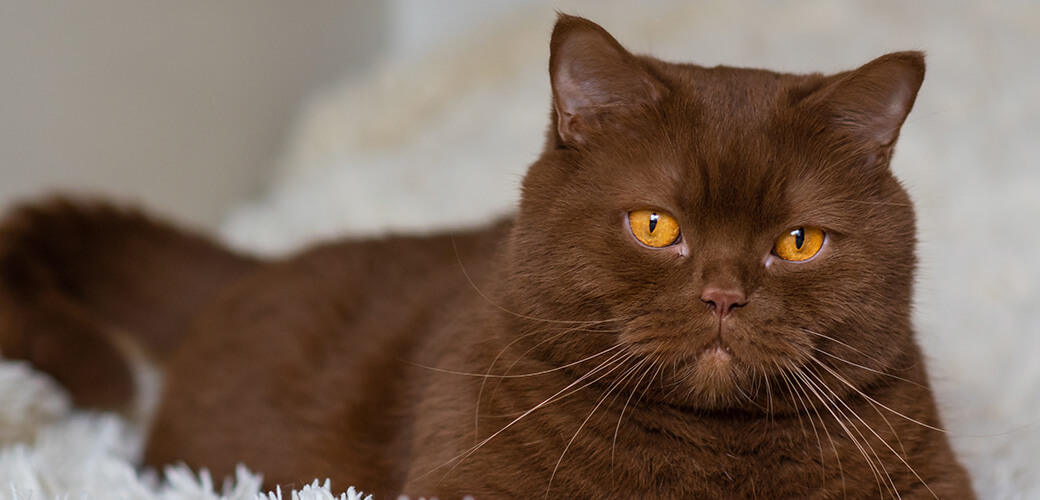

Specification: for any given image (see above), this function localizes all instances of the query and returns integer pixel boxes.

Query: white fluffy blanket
[0,361,370,500]
[3,1,1038,498]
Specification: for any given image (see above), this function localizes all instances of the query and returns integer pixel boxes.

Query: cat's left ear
[807,51,925,164]
[549,14,667,147]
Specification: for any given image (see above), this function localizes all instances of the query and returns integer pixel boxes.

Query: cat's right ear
[549,14,666,147]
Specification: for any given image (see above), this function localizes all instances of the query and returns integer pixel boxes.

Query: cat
[0,14,975,499]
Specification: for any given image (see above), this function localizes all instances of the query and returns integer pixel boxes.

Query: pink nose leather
[700,287,748,319]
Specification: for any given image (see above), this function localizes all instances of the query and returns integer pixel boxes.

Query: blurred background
[1,0,1038,497]
[0,0,532,228]
[0,2,381,227]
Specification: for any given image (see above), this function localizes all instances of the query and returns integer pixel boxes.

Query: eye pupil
[629,210,680,248]
[774,226,824,262]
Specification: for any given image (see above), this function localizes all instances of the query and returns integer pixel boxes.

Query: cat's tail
[0,197,260,412]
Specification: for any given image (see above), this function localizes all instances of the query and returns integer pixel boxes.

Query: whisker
[793,367,894,498]
[476,327,563,440]
[763,364,774,418]
[811,347,926,389]
[807,356,909,458]
[452,238,631,444]
[547,354,647,498]
[831,199,914,208]
[774,360,832,488]
[612,358,657,475]
[774,361,810,444]
[496,323,625,381]
[482,321,627,424]
[802,363,940,499]
[808,360,941,499]
[402,342,625,379]
[819,358,1040,438]
[420,348,634,483]
[477,322,626,443]
[639,357,667,408]
[808,356,949,435]
[800,328,896,370]
[452,237,625,326]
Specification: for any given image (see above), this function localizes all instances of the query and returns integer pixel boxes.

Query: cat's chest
[535,407,832,498]
[421,384,857,499]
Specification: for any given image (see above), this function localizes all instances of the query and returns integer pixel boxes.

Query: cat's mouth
[700,342,733,366]
[619,317,803,409]
[643,338,749,409]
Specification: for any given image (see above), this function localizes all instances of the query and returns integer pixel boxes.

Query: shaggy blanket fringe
[0,361,370,500]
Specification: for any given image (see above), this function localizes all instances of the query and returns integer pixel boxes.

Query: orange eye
[629,210,680,248]
[774,226,825,262]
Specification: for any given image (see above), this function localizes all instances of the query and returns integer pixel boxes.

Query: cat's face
[506,16,924,411]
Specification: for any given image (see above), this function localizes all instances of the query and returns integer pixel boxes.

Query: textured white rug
[3,0,1038,498]
[0,360,370,500]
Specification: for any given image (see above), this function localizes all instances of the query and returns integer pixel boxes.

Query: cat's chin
[662,342,759,410]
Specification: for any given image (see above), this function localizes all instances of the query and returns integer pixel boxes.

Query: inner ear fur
[804,51,926,162]
[549,14,667,147]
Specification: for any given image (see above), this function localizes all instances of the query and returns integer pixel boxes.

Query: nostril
[700,287,748,319]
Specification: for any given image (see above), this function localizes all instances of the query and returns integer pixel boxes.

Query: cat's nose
[700,287,748,319]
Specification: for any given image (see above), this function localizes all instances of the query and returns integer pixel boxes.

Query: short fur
[0,15,974,499]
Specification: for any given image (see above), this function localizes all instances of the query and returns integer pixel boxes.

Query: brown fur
[0,15,974,499]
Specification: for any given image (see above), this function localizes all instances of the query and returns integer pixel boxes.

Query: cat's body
[0,15,973,499]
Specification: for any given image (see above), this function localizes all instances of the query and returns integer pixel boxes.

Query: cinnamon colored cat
[0,15,975,499]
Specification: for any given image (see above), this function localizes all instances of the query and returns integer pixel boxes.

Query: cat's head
[505,15,925,411]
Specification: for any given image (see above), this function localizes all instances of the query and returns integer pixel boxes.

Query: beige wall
[0,1,388,229]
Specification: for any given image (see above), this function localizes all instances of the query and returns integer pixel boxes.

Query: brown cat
[0,14,975,499]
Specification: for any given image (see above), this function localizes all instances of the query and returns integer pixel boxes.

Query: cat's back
[147,220,509,496]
